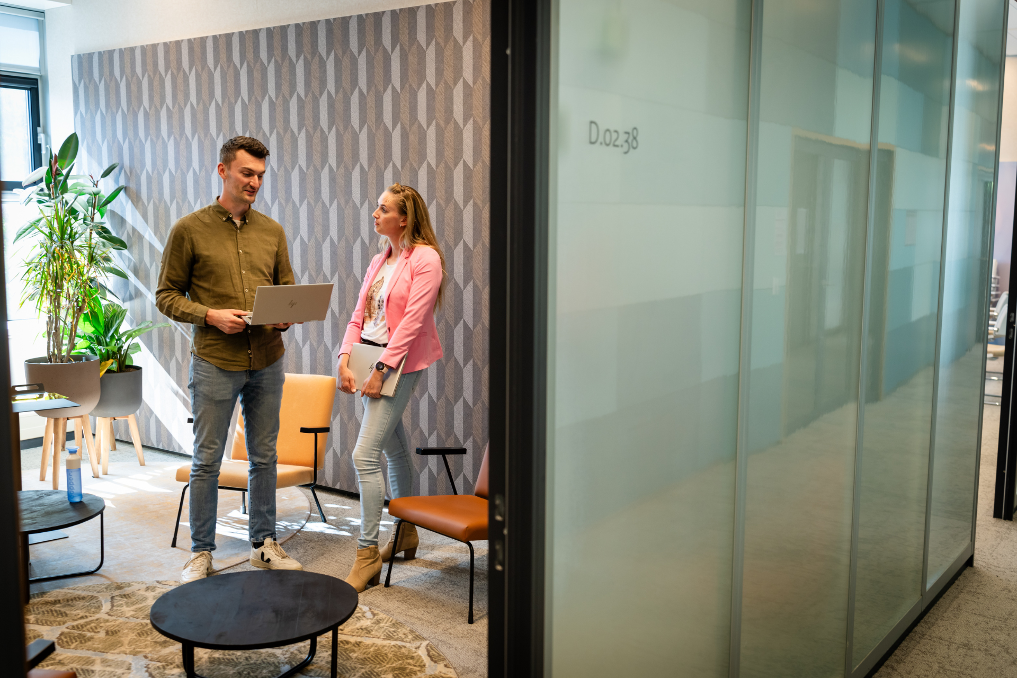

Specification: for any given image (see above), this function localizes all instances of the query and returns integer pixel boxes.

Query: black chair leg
[310,486,326,522]
[467,541,475,624]
[241,491,247,515]
[384,521,404,587]
[171,484,189,548]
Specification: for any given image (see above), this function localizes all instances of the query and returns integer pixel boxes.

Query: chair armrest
[27,639,55,668]
[416,447,466,455]
[416,448,466,494]
[299,427,330,482]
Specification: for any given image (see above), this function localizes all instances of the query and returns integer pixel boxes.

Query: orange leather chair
[170,373,336,546]
[384,445,488,623]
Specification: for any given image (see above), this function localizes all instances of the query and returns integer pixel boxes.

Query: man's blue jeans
[188,354,284,552]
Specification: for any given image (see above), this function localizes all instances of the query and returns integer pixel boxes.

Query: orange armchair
[384,445,489,623]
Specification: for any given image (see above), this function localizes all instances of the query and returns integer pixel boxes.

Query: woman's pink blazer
[339,245,443,373]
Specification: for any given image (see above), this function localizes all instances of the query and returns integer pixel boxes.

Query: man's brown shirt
[156,200,295,371]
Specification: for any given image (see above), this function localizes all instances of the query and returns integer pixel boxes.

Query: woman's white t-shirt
[360,260,396,344]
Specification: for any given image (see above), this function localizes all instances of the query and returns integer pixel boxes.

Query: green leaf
[98,233,128,250]
[105,305,127,331]
[86,308,103,331]
[56,134,79,169]
[98,185,125,209]
[57,162,75,193]
[14,221,39,243]
[102,265,128,279]
[22,166,46,186]
[100,162,119,179]
[19,184,44,204]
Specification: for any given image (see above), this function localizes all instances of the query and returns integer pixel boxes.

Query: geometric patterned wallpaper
[70,0,490,496]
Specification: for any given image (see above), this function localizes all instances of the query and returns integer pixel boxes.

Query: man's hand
[205,309,250,334]
[268,322,303,330]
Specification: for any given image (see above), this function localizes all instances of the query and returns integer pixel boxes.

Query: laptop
[242,283,334,325]
[347,343,406,396]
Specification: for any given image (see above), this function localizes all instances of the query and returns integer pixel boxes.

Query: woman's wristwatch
[375,361,388,374]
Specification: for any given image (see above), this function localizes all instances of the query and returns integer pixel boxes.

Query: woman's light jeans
[352,369,422,549]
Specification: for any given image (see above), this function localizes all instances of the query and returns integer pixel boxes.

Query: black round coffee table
[19,490,105,584]
[150,570,358,678]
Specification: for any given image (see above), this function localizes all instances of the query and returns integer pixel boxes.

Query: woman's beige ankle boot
[345,546,382,592]
[380,522,419,562]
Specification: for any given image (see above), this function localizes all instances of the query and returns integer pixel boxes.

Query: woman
[337,183,446,591]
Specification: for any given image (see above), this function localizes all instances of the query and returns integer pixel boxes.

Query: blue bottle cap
[67,446,79,455]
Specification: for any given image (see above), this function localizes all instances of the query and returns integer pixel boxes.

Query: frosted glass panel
[547,0,750,675]
[927,0,1004,587]
[740,1,876,676]
[542,0,1006,673]
[851,0,954,668]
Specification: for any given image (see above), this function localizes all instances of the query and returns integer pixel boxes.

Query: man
[156,136,302,582]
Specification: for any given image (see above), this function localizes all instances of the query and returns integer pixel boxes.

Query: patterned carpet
[17,444,486,677]
[26,581,458,678]
[874,404,1017,677]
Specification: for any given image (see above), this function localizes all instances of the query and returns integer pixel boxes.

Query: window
[1,8,46,395]
[0,75,42,190]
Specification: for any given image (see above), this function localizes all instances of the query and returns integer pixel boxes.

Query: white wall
[43,0,435,144]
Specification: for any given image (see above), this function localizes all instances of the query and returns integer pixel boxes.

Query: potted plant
[75,289,167,418]
[17,132,129,417]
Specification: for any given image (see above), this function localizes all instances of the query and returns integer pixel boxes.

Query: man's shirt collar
[211,198,248,224]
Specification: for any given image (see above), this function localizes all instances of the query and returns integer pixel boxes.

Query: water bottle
[66,447,83,503]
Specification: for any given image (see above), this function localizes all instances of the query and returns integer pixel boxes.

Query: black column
[994,172,1017,520]
[488,0,552,676]
[0,136,29,675]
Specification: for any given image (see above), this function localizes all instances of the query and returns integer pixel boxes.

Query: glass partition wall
[548,1,749,675]
[543,0,1005,677]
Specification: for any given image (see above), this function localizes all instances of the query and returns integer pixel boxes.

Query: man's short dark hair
[220,136,269,167]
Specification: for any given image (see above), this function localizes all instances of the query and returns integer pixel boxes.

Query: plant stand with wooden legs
[95,414,146,473]
[38,416,101,488]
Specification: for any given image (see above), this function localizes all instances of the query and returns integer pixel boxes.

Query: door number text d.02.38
[589,121,639,153]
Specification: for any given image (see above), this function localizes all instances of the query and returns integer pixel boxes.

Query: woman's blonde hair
[380,183,447,310]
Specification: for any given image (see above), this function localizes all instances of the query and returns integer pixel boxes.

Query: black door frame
[488,0,552,676]
[0,136,30,675]
[993,172,1017,520]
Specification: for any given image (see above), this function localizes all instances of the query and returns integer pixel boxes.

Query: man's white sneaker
[181,551,213,583]
[250,537,303,571]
